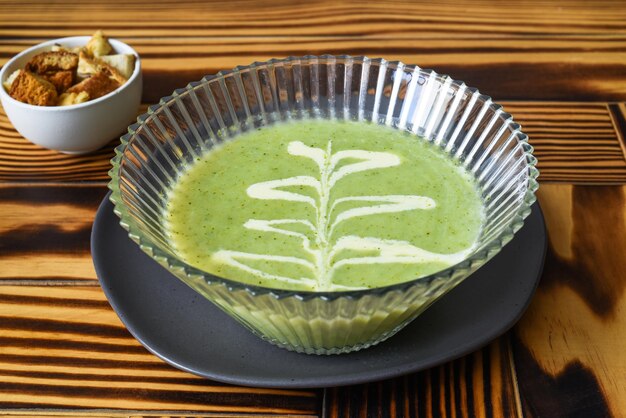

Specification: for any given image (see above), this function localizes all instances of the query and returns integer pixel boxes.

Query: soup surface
[165,120,484,291]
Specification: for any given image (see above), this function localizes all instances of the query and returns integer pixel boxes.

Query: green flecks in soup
[164,120,484,291]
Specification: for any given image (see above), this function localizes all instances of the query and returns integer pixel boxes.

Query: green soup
[164,120,484,291]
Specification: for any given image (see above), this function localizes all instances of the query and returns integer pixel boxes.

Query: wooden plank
[0,286,321,414]
[3,35,626,102]
[501,102,626,184]
[0,0,625,38]
[607,102,626,161]
[128,416,313,418]
[323,336,521,417]
[0,414,310,417]
[0,105,148,182]
[0,184,105,282]
[513,184,625,417]
[0,414,311,417]
[0,415,124,417]
[0,415,311,418]
[1,102,625,183]
[128,413,310,418]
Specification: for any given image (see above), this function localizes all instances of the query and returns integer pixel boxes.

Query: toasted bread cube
[50,44,81,54]
[66,71,120,100]
[86,30,112,57]
[42,70,74,93]
[99,54,135,79]
[78,50,127,84]
[57,93,74,106]
[9,70,58,106]
[51,44,66,52]
[26,51,78,74]
[77,48,98,76]
[57,91,90,106]
[3,69,21,92]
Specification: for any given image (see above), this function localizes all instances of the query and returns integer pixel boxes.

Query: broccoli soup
[164,120,484,292]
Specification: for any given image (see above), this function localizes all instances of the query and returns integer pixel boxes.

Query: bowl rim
[0,36,142,111]
[109,54,539,300]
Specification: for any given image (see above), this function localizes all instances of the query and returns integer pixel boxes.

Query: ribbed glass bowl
[109,55,538,355]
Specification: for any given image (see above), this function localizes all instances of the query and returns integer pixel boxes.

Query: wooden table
[1,0,625,416]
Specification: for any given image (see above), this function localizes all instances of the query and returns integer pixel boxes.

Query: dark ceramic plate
[92,195,545,388]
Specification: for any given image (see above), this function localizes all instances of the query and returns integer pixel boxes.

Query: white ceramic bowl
[0,36,142,154]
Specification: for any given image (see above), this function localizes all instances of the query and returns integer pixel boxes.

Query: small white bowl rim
[0,36,141,111]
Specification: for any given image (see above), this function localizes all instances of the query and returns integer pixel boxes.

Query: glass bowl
[108,55,538,355]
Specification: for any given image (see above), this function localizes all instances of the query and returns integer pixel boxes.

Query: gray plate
[92,195,545,388]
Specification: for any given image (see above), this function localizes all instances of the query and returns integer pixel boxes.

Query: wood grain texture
[0,105,148,182]
[0,285,321,414]
[2,35,626,103]
[127,416,314,418]
[0,414,313,417]
[1,102,625,183]
[1,1,625,417]
[2,0,626,104]
[502,102,626,183]
[324,336,521,418]
[1,0,626,38]
[0,415,311,418]
[0,185,105,282]
[513,184,626,417]
[608,102,626,159]
[0,415,123,417]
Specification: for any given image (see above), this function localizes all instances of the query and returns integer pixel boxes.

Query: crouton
[66,71,120,100]
[50,44,81,54]
[85,30,112,57]
[78,49,127,84]
[2,69,21,92]
[99,54,135,79]
[26,51,78,74]
[77,49,97,76]
[42,70,74,93]
[7,30,132,107]
[9,70,58,106]
[50,44,66,52]
[57,91,90,106]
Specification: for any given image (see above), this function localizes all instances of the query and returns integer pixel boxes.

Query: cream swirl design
[212,140,474,291]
